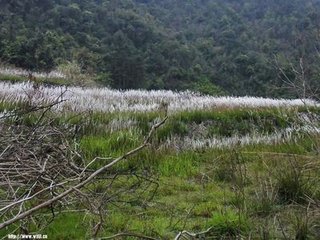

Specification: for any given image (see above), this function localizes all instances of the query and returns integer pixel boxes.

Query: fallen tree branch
[174,227,213,240]
[0,116,167,229]
[0,180,69,213]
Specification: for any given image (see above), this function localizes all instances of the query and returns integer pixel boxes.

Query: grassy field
[0,82,319,239]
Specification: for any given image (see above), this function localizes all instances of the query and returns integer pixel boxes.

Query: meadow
[0,78,319,239]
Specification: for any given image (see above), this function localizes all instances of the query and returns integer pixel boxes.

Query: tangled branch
[0,95,167,233]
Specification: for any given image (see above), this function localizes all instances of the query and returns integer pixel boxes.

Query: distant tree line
[0,0,320,97]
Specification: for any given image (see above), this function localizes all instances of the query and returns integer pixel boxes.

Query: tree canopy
[1,0,320,97]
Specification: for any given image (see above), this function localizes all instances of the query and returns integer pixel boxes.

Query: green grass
[151,108,299,140]
[1,105,320,239]
[157,152,199,177]
[0,99,32,112]
[44,213,88,240]
[0,74,26,83]
[208,210,250,237]
[73,110,320,237]
[80,129,142,158]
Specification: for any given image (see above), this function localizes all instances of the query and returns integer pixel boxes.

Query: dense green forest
[1,0,320,97]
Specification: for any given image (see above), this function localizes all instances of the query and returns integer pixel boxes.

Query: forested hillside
[1,0,320,96]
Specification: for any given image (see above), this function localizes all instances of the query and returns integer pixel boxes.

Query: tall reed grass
[0,81,318,114]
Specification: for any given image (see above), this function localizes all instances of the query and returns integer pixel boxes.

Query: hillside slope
[1,0,320,96]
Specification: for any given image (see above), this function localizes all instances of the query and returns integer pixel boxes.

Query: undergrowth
[0,104,319,239]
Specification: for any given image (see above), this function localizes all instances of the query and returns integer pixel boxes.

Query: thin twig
[0,117,167,229]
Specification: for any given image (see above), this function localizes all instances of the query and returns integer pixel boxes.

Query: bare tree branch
[0,117,167,229]
[174,227,213,240]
